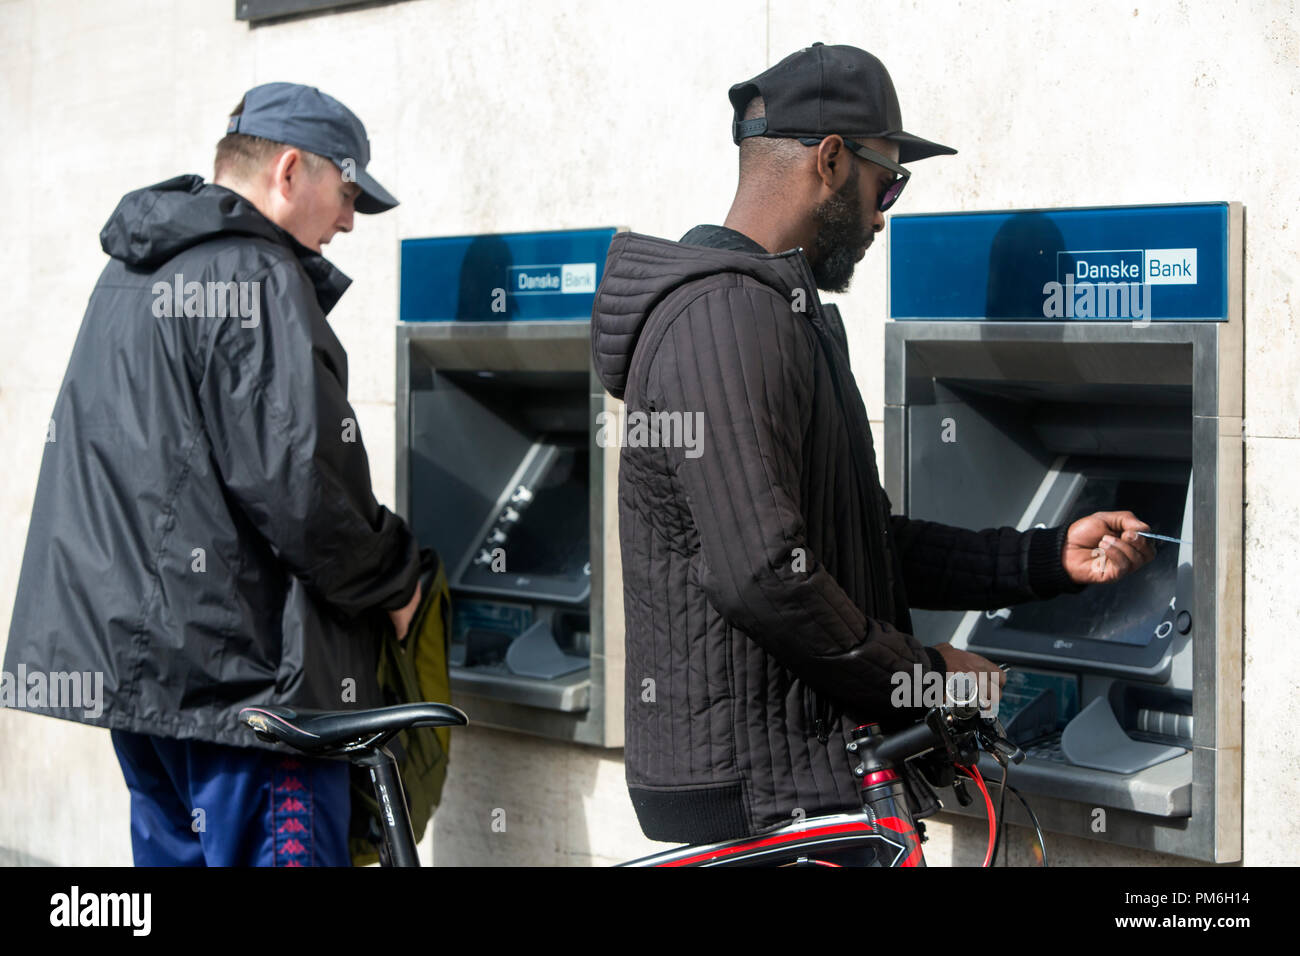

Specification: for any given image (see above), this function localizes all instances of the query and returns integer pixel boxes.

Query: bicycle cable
[957,764,997,867]
[990,760,1009,865]
[1006,784,1049,867]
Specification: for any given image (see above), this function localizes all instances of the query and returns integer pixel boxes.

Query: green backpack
[348,548,454,866]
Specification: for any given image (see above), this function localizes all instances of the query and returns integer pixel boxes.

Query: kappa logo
[274,760,313,867]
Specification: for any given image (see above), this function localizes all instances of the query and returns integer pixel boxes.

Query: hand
[387,581,422,642]
[1062,511,1157,585]
[932,642,1007,693]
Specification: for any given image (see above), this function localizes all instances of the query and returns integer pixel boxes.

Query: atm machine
[396,228,624,747]
[885,203,1243,861]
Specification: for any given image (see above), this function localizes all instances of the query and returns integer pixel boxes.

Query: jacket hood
[590,231,809,400]
[99,173,351,313]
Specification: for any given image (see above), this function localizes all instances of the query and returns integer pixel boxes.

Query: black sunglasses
[798,135,911,211]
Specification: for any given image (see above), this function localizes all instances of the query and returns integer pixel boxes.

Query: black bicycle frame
[353,746,421,867]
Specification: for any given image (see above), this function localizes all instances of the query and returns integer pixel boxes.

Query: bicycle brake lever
[974,716,1025,764]
[988,735,1025,764]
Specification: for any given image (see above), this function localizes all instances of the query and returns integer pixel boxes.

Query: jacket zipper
[804,684,829,743]
[788,249,888,618]
[788,250,881,746]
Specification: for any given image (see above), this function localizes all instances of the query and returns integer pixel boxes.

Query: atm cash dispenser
[885,203,1243,861]
[396,228,624,747]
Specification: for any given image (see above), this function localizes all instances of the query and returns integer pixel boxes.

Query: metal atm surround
[396,321,625,748]
[884,316,1243,862]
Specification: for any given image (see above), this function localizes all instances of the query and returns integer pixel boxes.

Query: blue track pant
[110,729,352,866]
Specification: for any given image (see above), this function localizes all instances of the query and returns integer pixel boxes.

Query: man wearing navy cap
[591,44,1155,850]
[3,83,421,865]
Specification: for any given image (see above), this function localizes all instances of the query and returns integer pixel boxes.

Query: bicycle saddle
[239,702,468,755]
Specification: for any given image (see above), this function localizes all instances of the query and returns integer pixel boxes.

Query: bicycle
[239,701,467,867]
[238,672,1047,867]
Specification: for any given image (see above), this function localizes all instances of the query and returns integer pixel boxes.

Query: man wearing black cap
[3,83,423,865]
[591,44,1153,850]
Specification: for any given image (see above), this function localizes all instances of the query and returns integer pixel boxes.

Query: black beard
[809,164,872,293]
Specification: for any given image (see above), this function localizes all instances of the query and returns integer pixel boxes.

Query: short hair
[213,96,332,182]
[737,95,806,181]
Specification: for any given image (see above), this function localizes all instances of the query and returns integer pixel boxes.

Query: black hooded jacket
[591,226,1085,843]
[2,174,420,750]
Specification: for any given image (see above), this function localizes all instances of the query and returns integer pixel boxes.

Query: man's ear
[814,135,847,190]
[271,147,303,203]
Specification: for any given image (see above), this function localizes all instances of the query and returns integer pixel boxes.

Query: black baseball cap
[226,82,398,214]
[729,43,956,163]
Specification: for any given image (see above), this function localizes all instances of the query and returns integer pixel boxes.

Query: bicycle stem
[847,723,930,866]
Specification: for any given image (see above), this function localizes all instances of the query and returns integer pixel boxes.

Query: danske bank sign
[1042,247,1198,319]
[506,262,597,295]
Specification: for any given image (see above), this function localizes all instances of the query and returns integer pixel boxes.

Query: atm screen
[499,441,589,579]
[454,435,592,604]
[1001,473,1187,646]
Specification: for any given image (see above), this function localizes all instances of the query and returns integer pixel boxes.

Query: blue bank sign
[400,228,617,322]
[890,203,1230,321]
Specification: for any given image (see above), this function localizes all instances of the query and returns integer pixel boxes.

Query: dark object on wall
[236,0,414,26]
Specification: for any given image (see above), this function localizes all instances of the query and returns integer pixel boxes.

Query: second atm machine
[396,228,623,747]
[885,203,1243,862]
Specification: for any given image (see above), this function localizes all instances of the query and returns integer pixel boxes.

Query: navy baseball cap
[729,43,956,163]
[226,82,398,214]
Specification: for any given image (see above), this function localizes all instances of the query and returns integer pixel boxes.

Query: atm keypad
[477,484,535,558]
[1022,732,1067,763]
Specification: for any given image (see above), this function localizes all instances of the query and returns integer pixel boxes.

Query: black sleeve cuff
[1027,524,1088,598]
[924,645,947,676]
[376,547,423,612]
